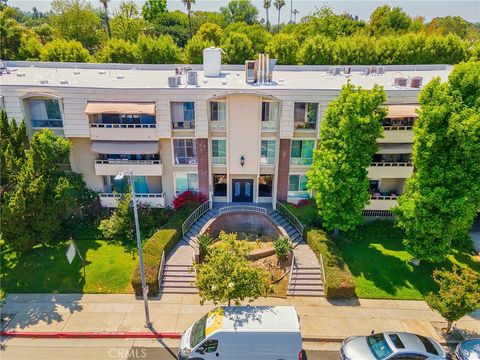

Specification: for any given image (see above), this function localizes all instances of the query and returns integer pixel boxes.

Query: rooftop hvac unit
[410,77,423,88]
[245,61,255,83]
[203,47,222,77]
[60,80,69,84]
[168,75,179,87]
[378,66,385,75]
[187,71,198,86]
[39,79,49,84]
[331,67,341,76]
[394,77,407,87]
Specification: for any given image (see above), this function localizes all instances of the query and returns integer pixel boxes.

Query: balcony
[95,159,163,176]
[379,128,414,143]
[368,162,413,178]
[210,121,226,131]
[90,123,157,141]
[365,196,398,211]
[294,122,316,131]
[172,121,195,130]
[99,192,165,208]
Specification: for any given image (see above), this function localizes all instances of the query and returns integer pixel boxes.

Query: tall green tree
[111,1,150,42]
[152,10,189,47]
[0,110,28,190]
[194,232,269,306]
[95,38,138,63]
[266,33,299,64]
[1,130,73,250]
[393,62,480,262]
[263,0,271,29]
[40,39,90,62]
[224,22,271,54]
[99,0,111,38]
[182,0,196,38]
[221,31,255,64]
[0,7,27,59]
[220,0,258,25]
[196,22,223,46]
[136,35,182,63]
[141,0,167,22]
[50,0,102,50]
[369,5,412,35]
[273,0,285,30]
[307,83,386,233]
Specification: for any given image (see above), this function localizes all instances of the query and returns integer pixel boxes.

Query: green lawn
[336,221,480,300]
[1,228,138,294]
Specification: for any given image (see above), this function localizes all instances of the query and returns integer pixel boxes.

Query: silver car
[340,332,447,360]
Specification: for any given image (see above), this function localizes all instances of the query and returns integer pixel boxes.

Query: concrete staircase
[287,262,325,297]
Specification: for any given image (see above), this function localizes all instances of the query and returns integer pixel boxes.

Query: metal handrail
[182,200,211,236]
[383,125,413,131]
[157,251,165,289]
[218,205,267,216]
[95,159,161,165]
[90,123,156,128]
[287,253,296,290]
[370,194,398,200]
[370,161,412,167]
[275,201,304,237]
[319,254,326,288]
[99,192,164,198]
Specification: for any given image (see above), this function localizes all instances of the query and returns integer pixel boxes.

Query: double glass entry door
[232,179,254,202]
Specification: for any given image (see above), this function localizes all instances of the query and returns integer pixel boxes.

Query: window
[416,335,438,355]
[366,334,393,360]
[213,174,227,196]
[261,140,276,165]
[29,99,63,128]
[389,334,405,349]
[210,101,226,121]
[175,173,198,194]
[288,174,309,198]
[173,139,197,165]
[290,140,314,165]
[212,139,226,165]
[171,101,195,129]
[261,101,278,130]
[294,102,318,130]
[258,175,273,197]
[93,113,155,125]
[109,176,148,193]
[189,314,207,348]
[390,354,428,360]
[197,340,218,354]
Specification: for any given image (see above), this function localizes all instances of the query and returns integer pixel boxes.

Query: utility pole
[293,9,299,23]
[290,0,293,23]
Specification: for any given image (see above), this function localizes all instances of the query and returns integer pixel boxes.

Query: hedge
[306,229,356,299]
[131,206,192,296]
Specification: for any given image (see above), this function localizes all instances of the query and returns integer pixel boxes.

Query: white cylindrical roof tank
[203,47,222,77]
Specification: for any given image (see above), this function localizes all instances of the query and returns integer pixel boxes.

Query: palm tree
[99,0,112,39]
[274,0,285,31]
[263,0,271,30]
[182,0,196,38]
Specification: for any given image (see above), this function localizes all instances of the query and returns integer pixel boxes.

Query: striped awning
[387,105,419,119]
[85,102,155,115]
[91,141,159,154]
[377,143,413,154]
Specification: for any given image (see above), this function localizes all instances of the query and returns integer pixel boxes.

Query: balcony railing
[172,121,195,129]
[370,161,412,167]
[32,119,63,128]
[260,157,275,165]
[370,194,398,200]
[90,123,156,128]
[383,125,413,131]
[261,121,277,130]
[290,158,313,166]
[174,157,198,165]
[210,121,226,130]
[99,192,165,208]
[294,122,317,130]
[212,157,226,165]
[95,159,161,165]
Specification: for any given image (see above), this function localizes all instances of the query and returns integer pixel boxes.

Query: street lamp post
[115,169,151,328]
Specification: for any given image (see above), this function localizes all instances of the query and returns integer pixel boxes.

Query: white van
[179,306,303,360]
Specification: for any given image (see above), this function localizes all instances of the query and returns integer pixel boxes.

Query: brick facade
[196,138,209,197]
[277,138,291,202]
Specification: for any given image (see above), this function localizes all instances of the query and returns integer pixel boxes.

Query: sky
[8,0,480,23]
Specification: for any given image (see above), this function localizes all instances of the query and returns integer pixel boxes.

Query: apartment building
[0,56,451,215]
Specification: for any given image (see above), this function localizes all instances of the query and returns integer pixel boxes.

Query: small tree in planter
[172,191,207,211]
[196,233,215,262]
[426,265,480,334]
[273,236,293,261]
[194,232,269,306]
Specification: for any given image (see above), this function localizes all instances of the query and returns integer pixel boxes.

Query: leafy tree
[266,33,298,64]
[95,38,138,63]
[273,236,293,260]
[18,36,42,60]
[273,0,285,30]
[0,110,28,190]
[32,23,55,44]
[369,5,412,34]
[0,7,27,59]
[1,130,73,250]
[424,34,468,64]
[184,34,213,63]
[221,31,255,64]
[427,16,477,40]
[220,0,258,26]
[426,266,480,333]
[194,232,269,305]
[136,35,182,64]
[196,22,223,46]
[141,0,167,22]
[307,83,386,233]
[335,34,378,64]
[99,0,111,38]
[263,0,271,29]
[50,0,102,50]
[111,1,150,42]
[298,35,335,64]
[40,39,91,62]
[224,22,271,54]
[152,10,189,47]
[191,11,225,31]
[393,62,480,261]
[181,0,196,38]
[306,6,365,39]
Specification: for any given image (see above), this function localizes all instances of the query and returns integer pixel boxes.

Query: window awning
[91,141,159,154]
[387,105,419,119]
[85,102,156,115]
[377,143,413,154]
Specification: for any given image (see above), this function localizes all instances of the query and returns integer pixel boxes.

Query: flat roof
[1,62,452,91]
[220,306,299,332]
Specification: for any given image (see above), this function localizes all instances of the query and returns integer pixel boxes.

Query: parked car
[340,332,447,360]
[454,339,480,360]
[178,306,303,360]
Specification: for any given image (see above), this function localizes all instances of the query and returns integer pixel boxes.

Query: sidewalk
[1,294,479,343]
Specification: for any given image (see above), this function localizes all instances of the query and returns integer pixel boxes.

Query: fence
[182,200,211,236]
[275,201,304,237]
[218,205,268,216]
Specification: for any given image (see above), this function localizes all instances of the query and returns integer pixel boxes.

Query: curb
[0,331,182,339]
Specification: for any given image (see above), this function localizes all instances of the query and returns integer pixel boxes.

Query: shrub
[172,191,207,211]
[196,233,215,262]
[273,236,293,260]
[130,206,192,295]
[306,229,356,299]
[284,199,323,229]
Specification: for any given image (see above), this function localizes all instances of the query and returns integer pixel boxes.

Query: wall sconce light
[240,156,245,167]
